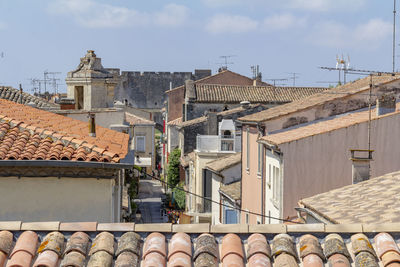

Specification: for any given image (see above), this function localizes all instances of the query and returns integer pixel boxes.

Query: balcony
[196,135,241,153]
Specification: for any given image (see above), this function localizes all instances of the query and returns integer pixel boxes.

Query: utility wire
[142,172,303,224]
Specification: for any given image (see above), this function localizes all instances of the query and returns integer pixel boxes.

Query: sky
[0,0,397,93]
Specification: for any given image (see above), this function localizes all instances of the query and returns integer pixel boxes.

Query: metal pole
[368,74,372,152]
[394,0,397,72]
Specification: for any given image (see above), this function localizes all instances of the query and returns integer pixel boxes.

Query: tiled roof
[195,84,328,104]
[239,74,400,122]
[166,70,271,93]
[260,107,400,146]
[125,112,155,125]
[178,104,263,128]
[0,87,59,109]
[205,152,241,173]
[180,151,195,167]
[167,117,183,126]
[299,170,400,224]
[0,222,400,266]
[0,99,129,161]
[220,181,241,201]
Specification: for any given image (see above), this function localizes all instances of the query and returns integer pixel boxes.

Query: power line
[142,172,302,224]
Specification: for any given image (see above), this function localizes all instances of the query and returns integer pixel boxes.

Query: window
[136,136,145,152]
[268,164,272,187]
[246,128,250,170]
[245,212,249,224]
[257,143,263,175]
[272,166,281,205]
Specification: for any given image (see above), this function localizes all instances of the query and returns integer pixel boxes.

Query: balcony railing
[196,135,241,153]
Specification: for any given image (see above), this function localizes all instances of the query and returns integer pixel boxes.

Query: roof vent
[240,101,250,109]
[350,149,373,184]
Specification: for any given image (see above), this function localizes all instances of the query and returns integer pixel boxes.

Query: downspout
[257,123,266,224]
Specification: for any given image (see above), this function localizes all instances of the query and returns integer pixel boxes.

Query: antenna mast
[287,72,300,86]
[393,0,397,72]
[218,55,236,70]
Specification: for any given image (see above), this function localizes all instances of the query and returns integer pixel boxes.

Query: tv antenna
[266,78,288,87]
[218,55,236,70]
[250,65,262,80]
[286,72,300,86]
[44,71,61,94]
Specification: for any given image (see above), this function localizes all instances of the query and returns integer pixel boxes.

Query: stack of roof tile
[0,99,129,162]
[0,86,58,109]
[1,222,400,266]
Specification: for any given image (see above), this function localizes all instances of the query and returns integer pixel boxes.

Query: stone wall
[112,70,211,110]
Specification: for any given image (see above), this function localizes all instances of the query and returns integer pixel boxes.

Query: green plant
[167,148,181,188]
[172,182,186,210]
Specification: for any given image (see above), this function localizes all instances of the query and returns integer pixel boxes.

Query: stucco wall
[0,177,113,222]
[280,111,400,218]
[64,111,125,128]
[241,126,263,224]
[263,80,400,133]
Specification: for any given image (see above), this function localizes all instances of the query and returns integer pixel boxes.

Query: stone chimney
[185,80,196,101]
[350,149,373,184]
[376,94,396,116]
[88,113,96,137]
[206,112,218,135]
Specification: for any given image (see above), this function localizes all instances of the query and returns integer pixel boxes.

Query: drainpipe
[257,123,266,223]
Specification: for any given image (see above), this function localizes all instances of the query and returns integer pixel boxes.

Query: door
[75,86,84,109]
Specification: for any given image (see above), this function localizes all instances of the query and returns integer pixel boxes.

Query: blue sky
[0,0,397,93]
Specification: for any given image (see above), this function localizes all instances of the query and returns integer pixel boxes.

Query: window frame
[136,135,146,152]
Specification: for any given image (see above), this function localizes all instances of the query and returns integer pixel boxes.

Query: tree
[173,182,186,210]
[167,148,181,188]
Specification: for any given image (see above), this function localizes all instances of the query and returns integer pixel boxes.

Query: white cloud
[310,18,392,49]
[287,0,367,12]
[47,0,188,28]
[205,14,258,34]
[202,0,243,8]
[262,14,307,31]
[154,4,189,27]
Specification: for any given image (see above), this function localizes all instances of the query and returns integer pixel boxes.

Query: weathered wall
[280,111,400,219]
[167,87,185,122]
[0,177,113,222]
[241,125,262,224]
[61,110,125,128]
[114,70,210,110]
[264,82,400,134]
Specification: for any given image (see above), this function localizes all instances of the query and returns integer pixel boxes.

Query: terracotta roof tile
[195,84,327,104]
[0,86,58,108]
[239,74,400,122]
[125,112,155,125]
[0,100,128,162]
[4,224,400,265]
[219,181,241,202]
[206,152,241,174]
[299,170,400,224]
[261,106,400,146]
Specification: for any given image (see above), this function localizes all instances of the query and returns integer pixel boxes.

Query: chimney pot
[350,149,373,184]
[88,113,96,137]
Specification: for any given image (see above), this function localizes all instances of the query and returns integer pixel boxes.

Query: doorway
[74,86,84,109]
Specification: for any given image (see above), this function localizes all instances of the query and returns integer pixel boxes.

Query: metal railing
[196,135,241,153]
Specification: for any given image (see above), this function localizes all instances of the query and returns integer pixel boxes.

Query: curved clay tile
[60,251,86,267]
[374,233,400,259]
[193,233,218,267]
[351,233,377,257]
[302,253,324,267]
[7,231,38,267]
[168,232,192,267]
[247,233,271,267]
[0,231,13,266]
[272,234,298,260]
[87,152,100,162]
[37,232,64,256]
[115,232,141,258]
[87,250,112,267]
[299,235,325,261]
[89,232,114,256]
[143,232,166,266]
[323,234,350,259]
[327,253,350,267]
[32,250,59,267]
[115,251,139,267]
[64,231,90,256]
[221,233,244,267]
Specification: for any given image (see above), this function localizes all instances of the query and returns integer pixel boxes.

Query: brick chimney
[350,149,373,184]
[88,113,96,137]
[376,94,396,116]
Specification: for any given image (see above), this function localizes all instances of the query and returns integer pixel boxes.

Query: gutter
[0,160,133,169]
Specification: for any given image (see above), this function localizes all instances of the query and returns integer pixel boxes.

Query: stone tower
[66,50,118,110]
